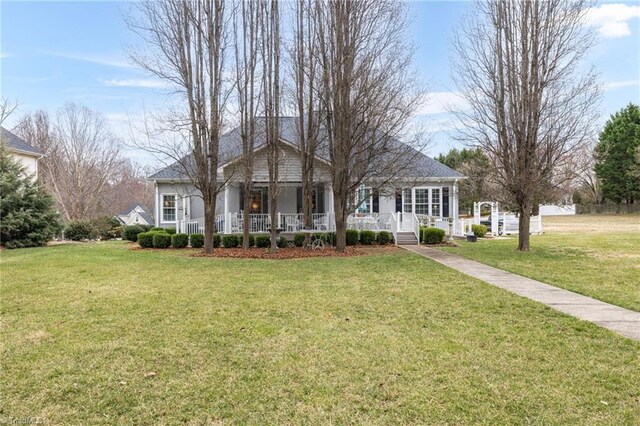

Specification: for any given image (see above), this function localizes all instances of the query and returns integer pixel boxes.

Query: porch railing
[416,214,452,235]
[345,212,395,232]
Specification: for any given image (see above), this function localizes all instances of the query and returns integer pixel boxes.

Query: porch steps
[395,232,419,245]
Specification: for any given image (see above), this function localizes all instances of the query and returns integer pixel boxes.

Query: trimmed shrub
[346,229,359,246]
[107,226,124,240]
[471,224,488,238]
[153,232,172,248]
[123,225,145,242]
[140,224,154,232]
[255,234,271,248]
[65,220,96,241]
[359,230,376,245]
[165,227,176,235]
[92,216,121,240]
[277,235,289,248]
[172,233,189,248]
[239,234,255,247]
[293,233,306,247]
[151,227,165,232]
[190,233,204,248]
[422,227,445,245]
[222,234,239,248]
[137,231,156,248]
[377,231,392,245]
[472,224,488,237]
[212,233,221,248]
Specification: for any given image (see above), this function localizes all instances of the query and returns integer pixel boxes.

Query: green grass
[440,232,640,312]
[1,242,639,424]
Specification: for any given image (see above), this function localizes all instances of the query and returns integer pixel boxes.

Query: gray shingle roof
[118,203,154,225]
[1,127,43,156]
[148,117,463,180]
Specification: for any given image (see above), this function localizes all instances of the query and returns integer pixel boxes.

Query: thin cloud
[604,80,640,91]
[39,50,136,68]
[585,4,640,39]
[415,92,469,116]
[0,52,11,59]
[99,78,170,88]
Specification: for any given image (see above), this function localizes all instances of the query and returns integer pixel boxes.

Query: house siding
[225,144,331,183]
[10,152,38,178]
[155,182,224,227]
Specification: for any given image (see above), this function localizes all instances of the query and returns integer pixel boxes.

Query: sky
[1,0,639,167]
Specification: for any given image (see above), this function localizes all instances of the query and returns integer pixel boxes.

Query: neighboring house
[1,126,43,179]
[148,117,465,244]
[115,203,154,226]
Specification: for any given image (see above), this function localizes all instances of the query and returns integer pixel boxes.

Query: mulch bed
[191,245,401,259]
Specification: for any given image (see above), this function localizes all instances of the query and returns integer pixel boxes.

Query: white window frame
[405,186,444,217]
[402,188,412,213]
[356,185,374,214]
[431,187,442,217]
[161,193,178,223]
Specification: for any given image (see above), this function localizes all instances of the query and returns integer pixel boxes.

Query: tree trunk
[334,193,347,252]
[203,199,214,254]
[242,181,252,249]
[270,183,278,253]
[517,200,531,251]
[302,172,313,245]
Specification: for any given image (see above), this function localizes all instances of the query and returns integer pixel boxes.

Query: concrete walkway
[403,245,640,341]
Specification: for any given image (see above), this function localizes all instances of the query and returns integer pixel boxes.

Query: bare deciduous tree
[17,104,122,221]
[259,0,281,253]
[16,108,154,220]
[233,0,262,249]
[291,0,322,243]
[453,0,600,250]
[315,0,425,252]
[129,0,232,253]
[0,97,18,127]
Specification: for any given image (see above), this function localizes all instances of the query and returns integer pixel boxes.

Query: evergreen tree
[436,148,491,212]
[0,144,60,248]
[595,103,640,204]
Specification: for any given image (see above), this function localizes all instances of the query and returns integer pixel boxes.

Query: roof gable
[0,127,43,156]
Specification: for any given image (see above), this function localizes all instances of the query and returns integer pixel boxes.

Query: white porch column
[224,184,230,234]
[452,180,459,235]
[327,183,335,231]
[155,184,160,227]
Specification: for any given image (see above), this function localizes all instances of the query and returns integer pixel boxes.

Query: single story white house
[1,126,43,179]
[148,118,465,244]
[115,203,154,226]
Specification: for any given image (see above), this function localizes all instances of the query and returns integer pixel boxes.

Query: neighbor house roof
[148,117,464,181]
[0,127,43,156]
[118,203,154,225]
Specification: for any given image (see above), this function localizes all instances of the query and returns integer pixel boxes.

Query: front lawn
[2,242,639,424]
[440,218,640,311]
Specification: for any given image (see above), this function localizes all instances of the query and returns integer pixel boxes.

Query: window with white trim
[356,185,373,213]
[162,195,177,222]
[415,188,429,215]
[402,188,412,213]
[431,188,441,216]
